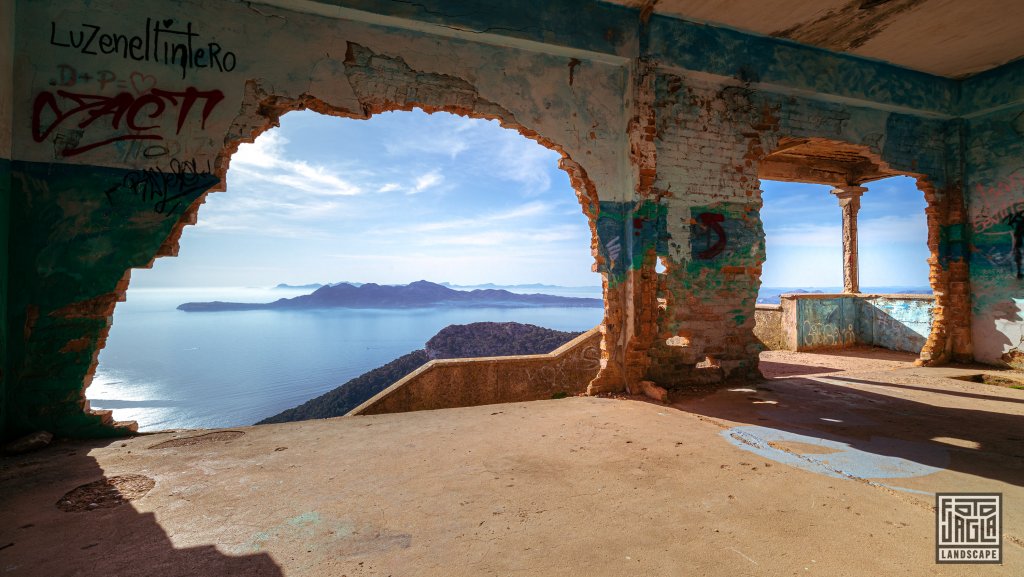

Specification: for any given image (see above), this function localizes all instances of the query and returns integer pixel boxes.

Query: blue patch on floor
[722,426,949,494]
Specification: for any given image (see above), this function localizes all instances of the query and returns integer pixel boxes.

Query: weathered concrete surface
[782,293,935,353]
[351,328,601,416]
[9,0,1023,438]
[1,350,1022,576]
[752,304,785,351]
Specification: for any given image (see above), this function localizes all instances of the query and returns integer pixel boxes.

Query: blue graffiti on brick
[596,200,667,285]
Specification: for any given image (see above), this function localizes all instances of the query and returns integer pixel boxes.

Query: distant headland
[179,280,603,312]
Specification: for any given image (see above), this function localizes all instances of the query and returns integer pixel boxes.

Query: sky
[760,176,931,288]
[134,109,601,288]
[131,109,931,290]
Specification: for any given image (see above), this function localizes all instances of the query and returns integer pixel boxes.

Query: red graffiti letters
[32,87,224,157]
[696,212,727,259]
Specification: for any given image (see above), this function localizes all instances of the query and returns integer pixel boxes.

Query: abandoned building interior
[2,0,1024,575]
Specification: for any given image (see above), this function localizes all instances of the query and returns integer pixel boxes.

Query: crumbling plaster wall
[5,0,635,438]
[1,0,14,436]
[629,15,962,388]
[3,0,1011,438]
[962,60,1024,369]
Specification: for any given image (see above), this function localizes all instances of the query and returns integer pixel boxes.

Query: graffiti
[694,212,726,259]
[689,204,759,262]
[51,65,118,90]
[802,321,855,348]
[974,198,1024,233]
[596,200,668,285]
[120,138,182,161]
[51,130,84,159]
[104,157,217,216]
[522,345,601,388]
[49,19,237,79]
[605,235,622,261]
[1007,210,1024,279]
[51,65,158,95]
[972,173,1024,233]
[32,87,224,157]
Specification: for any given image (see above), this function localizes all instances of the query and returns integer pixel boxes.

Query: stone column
[831,185,867,294]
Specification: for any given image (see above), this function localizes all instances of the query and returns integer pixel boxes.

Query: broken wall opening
[757,138,942,360]
[88,106,608,431]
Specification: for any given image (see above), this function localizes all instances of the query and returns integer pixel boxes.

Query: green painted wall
[964,101,1024,367]
[2,0,1022,437]
[1,159,10,437]
[645,15,957,116]
[5,161,216,438]
[1,0,14,438]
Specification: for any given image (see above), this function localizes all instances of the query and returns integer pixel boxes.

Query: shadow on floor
[672,372,1024,488]
[758,360,845,378]
[829,375,1024,405]
[0,439,283,577]
[793,347,919,362]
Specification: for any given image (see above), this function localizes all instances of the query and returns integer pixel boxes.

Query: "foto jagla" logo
[936,493,1002,564]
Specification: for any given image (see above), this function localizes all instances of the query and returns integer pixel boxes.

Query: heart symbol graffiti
[129,72,157,95]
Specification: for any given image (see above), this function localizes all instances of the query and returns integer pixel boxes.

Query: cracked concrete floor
[1,349,1022,576]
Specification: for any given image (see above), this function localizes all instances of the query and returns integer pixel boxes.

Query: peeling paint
[2,0,1022,438]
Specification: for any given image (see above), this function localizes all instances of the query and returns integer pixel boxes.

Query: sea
[90,284,931,431]
[89,286,605,432]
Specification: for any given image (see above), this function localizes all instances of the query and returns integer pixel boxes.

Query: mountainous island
[179,280,602,311]
[257,322,583,424]
[273,283,325,290]
[756,286,932,305]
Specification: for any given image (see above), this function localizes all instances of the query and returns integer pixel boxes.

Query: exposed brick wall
[642,74,766,385]
[3,0,1008,438]
[619,69,967,386]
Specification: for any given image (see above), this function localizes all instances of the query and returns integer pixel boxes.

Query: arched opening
[756,137,945,362]
[87,102,608,431]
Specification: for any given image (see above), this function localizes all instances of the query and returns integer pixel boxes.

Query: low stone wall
[349,328,602,416]
[753,304,785,351]
[780,293,936,354]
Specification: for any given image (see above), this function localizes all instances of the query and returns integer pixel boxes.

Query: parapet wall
[781,294,936,354]
[350,327,602,416]
[3,0,1022,439]
[753,304,785,351]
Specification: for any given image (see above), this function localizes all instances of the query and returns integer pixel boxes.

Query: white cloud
[411,170,444,194]
[378,183,401,193]
[230,131,362,197]
[859,213,928,244]
[490,131,556,195]
[382,124,472,159]
[766,223,841,247]
[764,212,926,250]
[414,225,581,247]
[382,201,553,234]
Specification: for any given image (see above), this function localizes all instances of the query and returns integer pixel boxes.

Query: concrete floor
[1,349,1022,576]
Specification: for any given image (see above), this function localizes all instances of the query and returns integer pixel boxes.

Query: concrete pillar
[831,185,867,294]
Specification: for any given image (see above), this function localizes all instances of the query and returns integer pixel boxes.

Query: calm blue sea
[89,287,605,432]
[91,284,930,431]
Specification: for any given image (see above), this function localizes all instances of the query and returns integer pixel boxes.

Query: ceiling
[605,0,1024,78]
[759,138,901,186]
